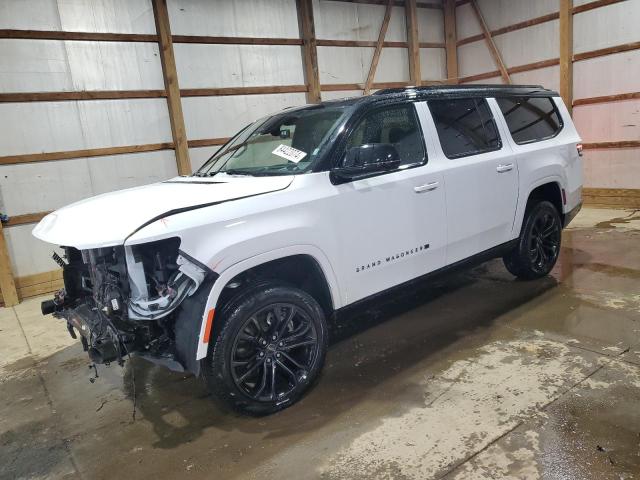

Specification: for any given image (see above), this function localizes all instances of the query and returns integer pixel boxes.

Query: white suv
[34,85,582,414]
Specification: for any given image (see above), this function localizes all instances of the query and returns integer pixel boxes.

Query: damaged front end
[42,238,211,372]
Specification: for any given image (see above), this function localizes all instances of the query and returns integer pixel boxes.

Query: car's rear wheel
[204,282,328,415]
[503,200,562,280]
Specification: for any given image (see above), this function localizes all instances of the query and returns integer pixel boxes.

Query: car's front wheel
[503,200,562,280]
[204,282,328,415]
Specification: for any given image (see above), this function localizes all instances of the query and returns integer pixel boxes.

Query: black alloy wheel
[503,200,562,279]
[230,303,319,402]
[205,282,328,415]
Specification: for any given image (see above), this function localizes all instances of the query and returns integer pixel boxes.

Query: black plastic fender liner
[174,275,218,376]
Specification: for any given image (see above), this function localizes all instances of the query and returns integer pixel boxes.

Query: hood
[33,174,293,250]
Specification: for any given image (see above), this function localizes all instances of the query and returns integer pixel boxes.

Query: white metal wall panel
[420,48,446,81]
[574,0,640,54]
[56,0,156,34]
[574,50,640,99]
[0,39,73,93]
[583,150,640,189]
[168,0,299,37]
[475,0,558,31]
[182,93,307,140]
[174,44,305,89]
[375,48,410,83]
[318,46,367,84]
[493,20,559,67]
[4,225,64,277]
[314,2,407,42]
[0,39,164,92]
[417,8,444,43]
[510,65,560,91]
[321,90,363,101]
[0,0,156,33]
[0,99,172,156]
[573,101,640,143]
[0,0,62,30]
[457,41,495,77]
[455,3,481,40]
[189,146,220,172]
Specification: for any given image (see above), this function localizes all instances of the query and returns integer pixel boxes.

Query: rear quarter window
[496,96,563,145]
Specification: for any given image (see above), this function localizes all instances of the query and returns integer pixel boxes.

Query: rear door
[424,97,519,265]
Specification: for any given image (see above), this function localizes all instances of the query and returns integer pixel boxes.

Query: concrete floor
[1,207,640,480]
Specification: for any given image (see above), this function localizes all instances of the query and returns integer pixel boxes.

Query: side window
[428,98,501,159]
[496,96,563,144]
[345,104,427,168]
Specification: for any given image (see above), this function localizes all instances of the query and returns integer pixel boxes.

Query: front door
[425,97,519,264]
[330,102,447,304]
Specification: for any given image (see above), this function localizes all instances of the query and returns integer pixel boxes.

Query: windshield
[195,104,350,177]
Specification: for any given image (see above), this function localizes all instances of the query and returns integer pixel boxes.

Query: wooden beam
[4,211,51,227]
[187,138,231,148]
[322,81,411,92]
[582,140,640,149]
[573,41,640,62]
[457,12,560,46]
[459,58,560,83]
[0,223,18,306]
[470,0,510,83]
[327,0,443,8]
[317,39,408,48]
[573,91,640,107]
[444,0,458,83]
[153,0,191,176]
[583,188,640,208]
[0,143,174,165]
[405,0,421,86]
[0,29,157,42]
[172,35,302,45]
[560,0,573,115]
[364,0,394,95]
[0,90,166,103]
[181,85,308,97]
[296,0,321,103]
[573,0,629,14]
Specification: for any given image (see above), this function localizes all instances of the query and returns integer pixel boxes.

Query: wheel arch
[194,245,342,360]
[514,176,566,236]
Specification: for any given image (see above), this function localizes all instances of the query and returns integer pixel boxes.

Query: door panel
[329,102,446,304]
[425,97,519,265]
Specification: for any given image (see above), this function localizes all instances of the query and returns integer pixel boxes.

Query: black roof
[372,84,559,99]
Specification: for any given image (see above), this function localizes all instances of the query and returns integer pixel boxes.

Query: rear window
[428,98,501,159]
[496,96,563,145]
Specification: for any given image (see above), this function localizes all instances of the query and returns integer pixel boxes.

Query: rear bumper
[563,202,582,228]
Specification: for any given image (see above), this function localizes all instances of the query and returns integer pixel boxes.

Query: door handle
[496,163,514,173]
[414,181,439,193]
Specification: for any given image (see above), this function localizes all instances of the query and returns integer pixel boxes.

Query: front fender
[194,245,342,360]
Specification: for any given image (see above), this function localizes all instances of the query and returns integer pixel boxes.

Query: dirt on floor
[1,207,639,480]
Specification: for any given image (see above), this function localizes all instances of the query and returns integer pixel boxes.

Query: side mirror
[332,143,401,182]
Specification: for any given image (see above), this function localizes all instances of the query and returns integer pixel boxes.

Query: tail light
[576,143,583,157]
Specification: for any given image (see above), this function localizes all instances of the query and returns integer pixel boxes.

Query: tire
[203,281,328,415]
[503,200,562,280]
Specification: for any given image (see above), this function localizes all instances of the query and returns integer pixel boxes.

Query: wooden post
[0,222,19,306]
[152,0,191,176]
[470,0,511,84]
[296,0,321,103]
[560,0,573,114]
[405,0,421,86]
[363,0,394,95]
[444,0,458,83]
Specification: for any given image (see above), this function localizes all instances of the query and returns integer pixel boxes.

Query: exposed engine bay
[41,238,209,370]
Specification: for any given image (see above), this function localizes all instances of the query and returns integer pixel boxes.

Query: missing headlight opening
[41,237,207,370]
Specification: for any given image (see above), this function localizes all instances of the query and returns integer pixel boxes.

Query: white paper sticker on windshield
[272,144,307,163]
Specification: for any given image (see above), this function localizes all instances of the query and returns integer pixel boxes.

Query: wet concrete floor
[1,207,639,479]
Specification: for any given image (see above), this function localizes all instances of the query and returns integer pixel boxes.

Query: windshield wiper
[222,169,256,176]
